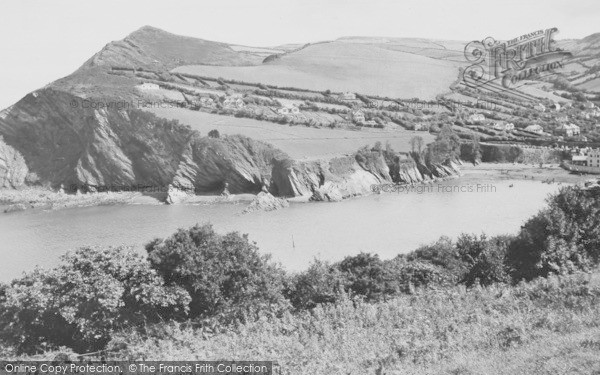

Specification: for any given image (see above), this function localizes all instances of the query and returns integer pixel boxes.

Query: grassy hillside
[174,40,463,100]
[147,107,434,159]
[115,272,600,374]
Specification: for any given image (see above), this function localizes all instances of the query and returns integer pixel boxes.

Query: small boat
[509,184,514,188]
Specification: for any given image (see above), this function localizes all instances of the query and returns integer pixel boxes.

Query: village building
[555,123,581,137]
[350,109,366,123]
[583,102,597,110]
[492,122,514,131]
[467,113,485,124]
[534,103,546,112]
[571,154,588,166]
[223,96,245,109]
[570,149,600,168]
[589,149,600,168]
[276,103,300,115]
[362,120,377,127]
[199,97,215,106]
[524,124,544,134]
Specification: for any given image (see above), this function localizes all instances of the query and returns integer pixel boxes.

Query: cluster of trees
[424,124,461,164]
[1,186,599,355]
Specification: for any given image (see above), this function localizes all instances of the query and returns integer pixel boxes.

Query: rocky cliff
[0,89,292,197]
[0,88,460,203]
[0,136,28,188]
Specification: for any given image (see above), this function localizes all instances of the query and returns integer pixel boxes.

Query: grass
[579,77,600,92]
[173,41,462,100]
[111,272,600,374]
[146,107,434,159]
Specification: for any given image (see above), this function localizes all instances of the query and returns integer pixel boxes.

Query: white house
[223,97,245,109]
[199,97,215,106]
[493,122,514,131]
[552,102,561,111]
[555,123,581,137]
[571,154,588,166]
[524,124,544,134]
[138,82,159,90]
[276,103,300,115]
[583,102,596,110]
[467,113,485,123]
[350,109,366,123]
[534,103,546,112]
[588,149,600,168]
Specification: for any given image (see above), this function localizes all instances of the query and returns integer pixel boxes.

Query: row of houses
[571,149,600,168]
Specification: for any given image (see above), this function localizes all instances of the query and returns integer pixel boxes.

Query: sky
[1,0,599,110]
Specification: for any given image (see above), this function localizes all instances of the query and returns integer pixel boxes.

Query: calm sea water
[0,179,560,282]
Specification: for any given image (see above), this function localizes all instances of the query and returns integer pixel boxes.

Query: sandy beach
[460,162,593,185]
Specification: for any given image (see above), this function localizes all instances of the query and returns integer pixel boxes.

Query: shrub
[0,247,189,354]
[456,234,511,286]
[337,253,395,301]
[287,260,346,310]
[385,259,450,292]
[336,253,449,300]
[405,236,467,282]
[508,187,600,280]
[145,224,288,321]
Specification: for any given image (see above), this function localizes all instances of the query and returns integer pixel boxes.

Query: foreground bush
[508,186,600,280]
[145,224,288,321]
[286,260,346,310]
[0,247,190,354]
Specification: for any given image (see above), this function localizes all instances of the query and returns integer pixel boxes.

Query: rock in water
[243,192,289,213]
[310,182,343,202]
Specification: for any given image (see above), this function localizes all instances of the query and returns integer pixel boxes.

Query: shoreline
[460,162,592,184]
[1,162,591,214]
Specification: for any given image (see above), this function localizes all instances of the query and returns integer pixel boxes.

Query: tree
[0,247,189,354]
[507,186,600,280]
[456,234,511,286]
[208,129,220,138]
[426,124,461,164]
[287,260,346,310]
[410,136,424,154]
[145,224,287,320]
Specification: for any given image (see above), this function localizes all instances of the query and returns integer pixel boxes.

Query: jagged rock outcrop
[0,136,28,188]
[243,192,289,213]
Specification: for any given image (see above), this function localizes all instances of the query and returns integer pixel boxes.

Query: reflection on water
[0,179,560,282]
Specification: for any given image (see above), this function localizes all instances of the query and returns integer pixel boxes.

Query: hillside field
[147,107,434,159]
[173,41,462,100]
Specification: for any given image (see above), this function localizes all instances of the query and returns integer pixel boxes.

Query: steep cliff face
[269,151,460,202]
[0,136,28,188]
[0,89,194,188]
[0,89,291,195]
